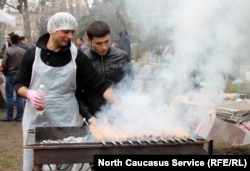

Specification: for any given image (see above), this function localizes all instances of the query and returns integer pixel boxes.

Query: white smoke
[93,0,250,139]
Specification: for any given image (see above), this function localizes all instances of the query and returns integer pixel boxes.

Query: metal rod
[189,137,198,142]
[83,118,89,126]
[152,138,158,143]
[128,140,134,144]
[111,140,116,145]
[207,140,213,155]
[181,137,188,142]
[174,137,183,143]
[118,140,123,145]
[145,139,152,144]
[167,137,175,142]
[159,137,168,143]
[136,139,142,144]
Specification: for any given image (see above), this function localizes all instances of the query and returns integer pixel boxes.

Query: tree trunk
[23,9,31,46]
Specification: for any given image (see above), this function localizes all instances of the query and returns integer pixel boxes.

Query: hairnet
[47,12,78,33]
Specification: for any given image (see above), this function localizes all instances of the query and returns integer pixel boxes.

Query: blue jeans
[5,76,24,120]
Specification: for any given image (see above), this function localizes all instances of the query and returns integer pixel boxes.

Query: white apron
[22,43,81,171]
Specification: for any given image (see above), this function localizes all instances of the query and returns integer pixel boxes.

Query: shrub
[224,81,250,98]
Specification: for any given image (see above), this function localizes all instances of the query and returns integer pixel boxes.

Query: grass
[0,145,20,171]
[213,146,250,155]
[224,81,250,98]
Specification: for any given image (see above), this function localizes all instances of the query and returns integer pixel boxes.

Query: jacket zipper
[101,56,106,77]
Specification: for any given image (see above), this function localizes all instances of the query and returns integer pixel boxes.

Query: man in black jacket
[76,20,132,124]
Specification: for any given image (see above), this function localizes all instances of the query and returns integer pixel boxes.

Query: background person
[76,37,89,53]
[19,36,29,51]
[0,34,25,122]
[14,12,120,171]
[6,32,14,48]
[0,32,15,57]
[117,30,132,60]
[2,32,18,105]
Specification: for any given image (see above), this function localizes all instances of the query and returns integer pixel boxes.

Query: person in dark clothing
[117,30,132,60]
[13,12,120,171]
[76,37,89,53]
[6,32,14,48]
[19,36,29,51]
[0,44,6,58]
[0,34,25,122]
[76,20,132,124]
[0,32,15,57]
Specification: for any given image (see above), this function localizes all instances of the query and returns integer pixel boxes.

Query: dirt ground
[0,109,23,171]
[0,108,250,171]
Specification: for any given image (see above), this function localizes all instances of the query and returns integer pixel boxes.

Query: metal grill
[24,126,209,170]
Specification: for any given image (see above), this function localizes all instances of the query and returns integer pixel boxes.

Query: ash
[40,136,89,144]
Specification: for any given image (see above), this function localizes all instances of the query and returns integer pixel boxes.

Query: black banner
[94,155,250,170]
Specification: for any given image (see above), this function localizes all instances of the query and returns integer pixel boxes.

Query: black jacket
[76,46,132,120]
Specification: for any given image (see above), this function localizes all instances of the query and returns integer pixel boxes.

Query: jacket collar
[89,46,111,58]
[36,33,71,52]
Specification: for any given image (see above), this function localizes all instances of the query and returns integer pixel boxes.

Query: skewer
[181,137,188,142]
[174,137,183,143]
[159,137,168,143]
[88,124,104,142]
[135,138,142,144]
[111,140,116,145]
[145,139,152,144]
[83,118,89,126]
[128,140,134,144]
[152,138,158,143]
[189,137,198,142]
[167,136,175,142]
[118,140,123,145]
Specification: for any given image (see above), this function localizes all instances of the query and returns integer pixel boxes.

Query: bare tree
[76,0,131,41]
[2,0,87,45]
[17,0,31,44]
[2,0,32,45]
[0,0,7,9]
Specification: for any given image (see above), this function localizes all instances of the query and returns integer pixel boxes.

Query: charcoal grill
[25,126,209,171]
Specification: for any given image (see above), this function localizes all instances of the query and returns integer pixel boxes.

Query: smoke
[93,0,250,139]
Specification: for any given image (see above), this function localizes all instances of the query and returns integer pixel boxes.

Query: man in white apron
[14,12,120,171]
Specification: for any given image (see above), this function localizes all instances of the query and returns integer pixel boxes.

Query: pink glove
[27,90,45,109]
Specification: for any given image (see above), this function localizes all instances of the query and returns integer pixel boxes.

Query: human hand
[27,90,45,109]
[88,116,97,125]
[82,115,96,126]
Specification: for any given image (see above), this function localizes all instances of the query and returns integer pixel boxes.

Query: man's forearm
[103,87,120,105]
[17,86,29,99]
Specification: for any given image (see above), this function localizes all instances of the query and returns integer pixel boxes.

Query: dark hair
[77,37,84,42]
[8,32,14,37]
[86,20,110,40]
[10,34,20,44]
